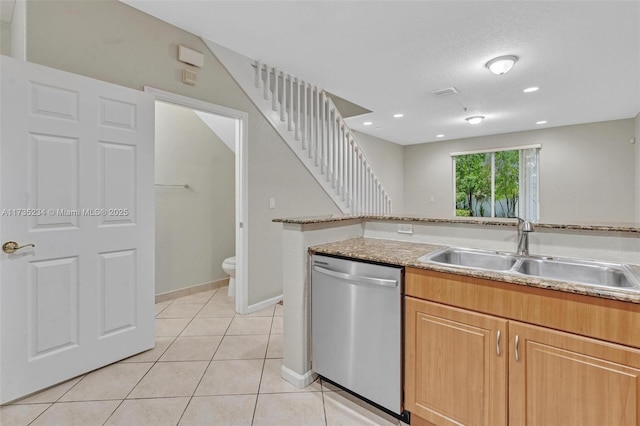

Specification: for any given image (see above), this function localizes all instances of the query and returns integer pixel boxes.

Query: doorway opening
[145,87,248,314]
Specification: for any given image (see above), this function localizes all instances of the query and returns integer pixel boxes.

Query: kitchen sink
[419,247,518,271]
[419,247,640,291]
[515,258,640,289]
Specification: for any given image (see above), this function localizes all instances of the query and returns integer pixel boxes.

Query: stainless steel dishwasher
[311,254,406,420]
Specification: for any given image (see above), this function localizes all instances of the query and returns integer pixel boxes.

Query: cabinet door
[405,297,508,426]
[509,321,640,426]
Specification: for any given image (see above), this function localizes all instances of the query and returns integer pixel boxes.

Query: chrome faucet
[515,217,535,256]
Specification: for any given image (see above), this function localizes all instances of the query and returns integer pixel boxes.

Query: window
[452,145,539,220]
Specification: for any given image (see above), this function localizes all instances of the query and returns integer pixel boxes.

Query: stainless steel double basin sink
[418,247,640,290]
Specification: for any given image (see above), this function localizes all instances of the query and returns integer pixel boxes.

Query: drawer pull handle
[515,335,520,362]
[496,330,501,356]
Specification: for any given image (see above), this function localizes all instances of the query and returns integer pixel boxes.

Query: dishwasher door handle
[312,265,399,288]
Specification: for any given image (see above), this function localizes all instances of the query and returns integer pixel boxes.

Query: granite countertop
[275,214,640,233]
[309,237,640,304]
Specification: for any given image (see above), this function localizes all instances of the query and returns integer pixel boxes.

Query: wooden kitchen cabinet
[405,267,640,426]
[509,321,640,426]
[405,297,508,426]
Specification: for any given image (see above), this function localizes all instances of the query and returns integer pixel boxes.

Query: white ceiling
[123,0,640,145]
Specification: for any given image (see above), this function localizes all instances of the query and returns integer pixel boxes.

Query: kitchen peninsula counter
[275,214,640,390]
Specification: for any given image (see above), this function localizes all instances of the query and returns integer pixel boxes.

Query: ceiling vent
[432,87,459,97]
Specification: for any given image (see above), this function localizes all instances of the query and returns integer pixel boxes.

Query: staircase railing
[253,60,391,215]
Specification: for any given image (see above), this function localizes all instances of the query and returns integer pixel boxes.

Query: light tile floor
[2,286,407,426]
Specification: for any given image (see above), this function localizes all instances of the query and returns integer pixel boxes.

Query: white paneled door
[0,57,155,403]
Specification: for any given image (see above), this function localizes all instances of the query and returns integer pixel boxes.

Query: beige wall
[404,119,637,224]
[1,21,10,56]
[20,0,640,306]
[26,0,339,306]
[352,131,404,213]
[155,102,235,295]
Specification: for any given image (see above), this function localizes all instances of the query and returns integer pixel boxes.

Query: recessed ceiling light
[436,134,445,138]
[393,113,404,118]
[524,87,539,93]
[465,116,485,125]
[486,55,519,75]
[363,121,373,126]
[536,120,547,125]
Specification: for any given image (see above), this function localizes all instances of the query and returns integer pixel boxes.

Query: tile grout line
[26,371,90,425]
[250,305,276,425]
[173,293,275,423]
[175,289,239,425]
[26,403,53,426]
[18,288,213,426]
[321,379,329,426]
[21,289,283,426]
[99,352,178,424]
[101,289,219,426]
[153,295,178,316]
[168,289,222,426]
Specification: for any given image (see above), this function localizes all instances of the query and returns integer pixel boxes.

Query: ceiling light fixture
[436,134,445,138]
[485,55,519,75]
[363,121,373,126]
[465,116,485,125]
[393,113,404,118]
[536,120,547,125]
[523,87,539,93]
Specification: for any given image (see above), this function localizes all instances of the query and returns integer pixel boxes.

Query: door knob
[2,241,35,254]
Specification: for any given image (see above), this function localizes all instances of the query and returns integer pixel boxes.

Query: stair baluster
[251,61,391,215]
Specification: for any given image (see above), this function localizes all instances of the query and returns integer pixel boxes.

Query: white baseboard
[281,364,317,389]
[246,294,282,314]
[155,278,229,303]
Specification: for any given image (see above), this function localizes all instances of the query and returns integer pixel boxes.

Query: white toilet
[222,256,236,297]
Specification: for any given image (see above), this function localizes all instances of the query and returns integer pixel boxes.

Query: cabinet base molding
[411,414,439,426]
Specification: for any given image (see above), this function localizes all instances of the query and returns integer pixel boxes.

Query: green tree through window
[494,150,519,218]
[454,148,538,220]
[455,153,490,217]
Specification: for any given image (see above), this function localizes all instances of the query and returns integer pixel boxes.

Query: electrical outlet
[269,197,276,209]
[397,224,413,234]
